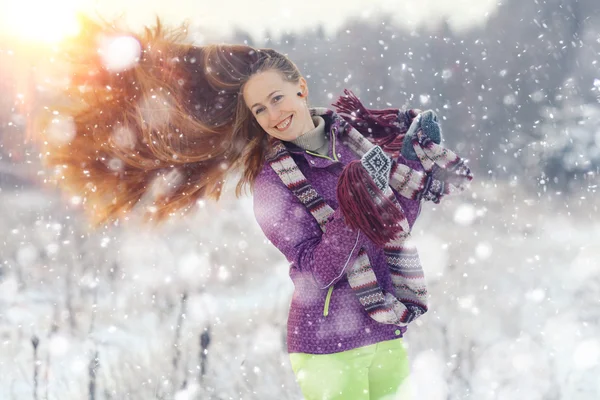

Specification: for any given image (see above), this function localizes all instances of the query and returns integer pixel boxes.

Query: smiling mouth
[274,115,293,131]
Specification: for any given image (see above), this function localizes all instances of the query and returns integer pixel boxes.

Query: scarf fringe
[331,89,399,132]
[332,89,418,158]
[336,160,405,247]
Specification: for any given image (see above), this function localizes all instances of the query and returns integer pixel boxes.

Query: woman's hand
[401,110,442,161]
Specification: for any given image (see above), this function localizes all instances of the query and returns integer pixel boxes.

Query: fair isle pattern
[360,293,387,307]
[360,146,392,191]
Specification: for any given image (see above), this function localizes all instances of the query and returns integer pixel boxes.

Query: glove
[401,110,442,161]
[395,109,473,203]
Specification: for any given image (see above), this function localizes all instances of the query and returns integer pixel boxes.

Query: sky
[0,0,498,44]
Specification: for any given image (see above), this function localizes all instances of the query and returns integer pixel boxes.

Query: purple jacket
[252,111,425,354]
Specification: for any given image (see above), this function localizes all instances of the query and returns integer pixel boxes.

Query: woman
[40,18,472,399]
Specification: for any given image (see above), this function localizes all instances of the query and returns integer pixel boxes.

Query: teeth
[277,116,291,129]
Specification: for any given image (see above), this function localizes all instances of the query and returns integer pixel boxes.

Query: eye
[255,95,283,115]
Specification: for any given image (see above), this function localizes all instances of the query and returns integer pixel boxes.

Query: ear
[298,77,309,97]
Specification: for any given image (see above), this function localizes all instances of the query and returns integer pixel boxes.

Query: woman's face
[242,69,314,141]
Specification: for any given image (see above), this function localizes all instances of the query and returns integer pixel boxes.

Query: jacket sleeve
[252,167,369,290]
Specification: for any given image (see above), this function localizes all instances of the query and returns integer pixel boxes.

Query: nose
[267,107,282,126]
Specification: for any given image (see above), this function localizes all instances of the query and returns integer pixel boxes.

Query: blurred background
[1,0,599,399]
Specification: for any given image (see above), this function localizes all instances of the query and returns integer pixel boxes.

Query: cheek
[255,115,270,130]
[284,97,301,109]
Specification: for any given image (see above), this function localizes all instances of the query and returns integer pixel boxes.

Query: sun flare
[0,0,86,43]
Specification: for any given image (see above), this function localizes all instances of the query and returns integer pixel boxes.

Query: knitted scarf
[266,92,473,327]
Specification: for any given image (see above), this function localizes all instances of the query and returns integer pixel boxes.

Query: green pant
[289,338,412,400]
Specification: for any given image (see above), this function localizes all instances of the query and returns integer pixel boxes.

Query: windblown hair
[38,17,303,227]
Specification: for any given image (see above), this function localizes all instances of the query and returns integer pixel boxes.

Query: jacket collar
[281,108,348,168]
[282,108,332,151]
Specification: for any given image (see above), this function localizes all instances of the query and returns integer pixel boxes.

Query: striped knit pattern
[410,129,473,203]
[269,144,332,230]
[267,112,473,327]
[389,163,429,200]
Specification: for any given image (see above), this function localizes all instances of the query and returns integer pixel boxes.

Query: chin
[285,130,298,139]
[271,130,296,141]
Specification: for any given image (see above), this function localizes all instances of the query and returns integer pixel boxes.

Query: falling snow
[1,2,600,399]
[98,35,142,73]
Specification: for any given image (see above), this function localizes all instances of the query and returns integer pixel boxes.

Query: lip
[273,115,293,131]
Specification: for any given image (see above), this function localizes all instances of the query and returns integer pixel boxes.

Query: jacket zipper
[323,285,334,317]
[305,129,339,162]
[306,129,338,317]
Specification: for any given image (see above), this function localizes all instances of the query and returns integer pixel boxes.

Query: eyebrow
[250,90,280,110]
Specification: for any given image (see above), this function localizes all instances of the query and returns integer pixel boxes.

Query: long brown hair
[37,17,303,227]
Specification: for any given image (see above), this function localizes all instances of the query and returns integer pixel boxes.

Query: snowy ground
[0,178,599,399]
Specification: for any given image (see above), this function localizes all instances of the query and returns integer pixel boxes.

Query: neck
[289,116,328,154]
